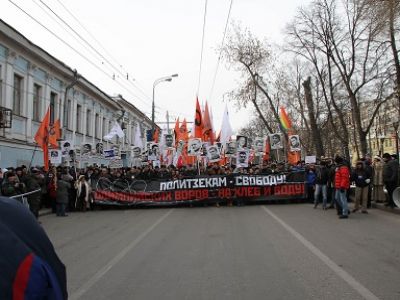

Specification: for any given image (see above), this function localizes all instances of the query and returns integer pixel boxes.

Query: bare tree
[222,23,281,133]
[287,0,393,158]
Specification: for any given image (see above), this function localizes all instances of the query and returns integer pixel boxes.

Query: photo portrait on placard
[253,138,265,153]
[164,134,174,148]
[269,133,283,150]
[81,143,92,155]
[201,142,209,157]
[188,138,202,156]
[236,149,250,168]
[206,145,221,162]
[288,135,301,152]
[132,146,142,158]
[236,135,248,149]
[61,140,72,157]
[95,142,104,155]
[148,143,160,161]
[225,140,237,156]
[49,149,62,165]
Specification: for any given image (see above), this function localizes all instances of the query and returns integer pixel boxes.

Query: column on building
[4,50,16,111]
[43,74,51,118]
[25,63,35,139]
[59,83,65,126]
[71,90,78,147]
[92,105,96,145]
[82,101,87,143]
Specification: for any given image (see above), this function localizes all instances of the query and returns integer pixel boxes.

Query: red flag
[34,107,51,171]
[202,102,214,143]
[48,119,61,149]
[174,117,180,147]
[194,97,203,139]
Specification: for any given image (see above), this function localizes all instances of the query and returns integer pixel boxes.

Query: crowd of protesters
[306,153,398,219]
[0,152,398,219]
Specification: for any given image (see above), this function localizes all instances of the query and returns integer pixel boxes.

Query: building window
[64,99,71,128]
[76,104,82,133]
[95,113,100,138]
[86,109,91,136]
[13,74,23,116]
[50,92,57,124]
[32,84,41,121]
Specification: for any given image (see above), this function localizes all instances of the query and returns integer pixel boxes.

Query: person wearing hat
[372,156,385,203]
[1,172,26,197]
[382,153,399,208]
[351,161,372,213]
[20,167,42,219]
[56,174,71,217]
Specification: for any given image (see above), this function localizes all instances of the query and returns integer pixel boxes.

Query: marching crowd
[0,152,398,219]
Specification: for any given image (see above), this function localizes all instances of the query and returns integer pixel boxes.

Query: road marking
[261,206,380,300]
[69,209,174,300]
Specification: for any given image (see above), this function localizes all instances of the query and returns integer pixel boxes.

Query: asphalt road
[40,204,400,300]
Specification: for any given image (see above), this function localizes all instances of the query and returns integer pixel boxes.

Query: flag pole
[28,145,38,172]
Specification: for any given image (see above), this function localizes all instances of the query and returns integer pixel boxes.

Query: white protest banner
[305,155,316,164]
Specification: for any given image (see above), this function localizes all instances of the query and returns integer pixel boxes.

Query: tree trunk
[303,77,324,157]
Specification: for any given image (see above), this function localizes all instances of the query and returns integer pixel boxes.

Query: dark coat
[383,159,399,185]
[0,196,67,299]
[56,179,70,204]
[351,167,371,188]
[315,166,329,185]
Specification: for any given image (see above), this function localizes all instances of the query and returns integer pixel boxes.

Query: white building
[0,20,153,168]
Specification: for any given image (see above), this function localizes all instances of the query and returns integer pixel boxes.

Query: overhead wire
[7,0,151,112]
[52,0,174,114]
[197,0,208,97]
[208,0,233,103]
[35,0,153,107]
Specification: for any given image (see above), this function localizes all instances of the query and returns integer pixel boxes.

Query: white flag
[220,104,233,145]
[134,124,143,149]
[103,121,125,141]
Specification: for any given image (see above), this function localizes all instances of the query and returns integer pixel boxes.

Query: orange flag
[34,107,51,171]
[194,97,203,139]
[202,102,214,144]
[48,119,61,149]
[180,118,189,142]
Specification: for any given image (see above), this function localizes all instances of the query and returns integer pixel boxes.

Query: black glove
[340,188,345,193]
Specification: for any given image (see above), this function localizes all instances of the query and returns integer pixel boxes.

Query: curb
[39,208,53,217]
[371,202,400,215]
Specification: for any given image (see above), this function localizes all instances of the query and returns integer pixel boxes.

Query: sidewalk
[371,202,400,215]
[39,208,52,217]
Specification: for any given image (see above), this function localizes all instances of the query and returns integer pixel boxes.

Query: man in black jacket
[382,153,399,208]
[314,160,329,209]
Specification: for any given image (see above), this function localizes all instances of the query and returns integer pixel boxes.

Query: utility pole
[166,111,170,133]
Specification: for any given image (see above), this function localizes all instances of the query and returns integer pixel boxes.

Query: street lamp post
[152,74,178,132]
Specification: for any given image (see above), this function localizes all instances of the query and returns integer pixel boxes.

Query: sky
[1,0,311,133]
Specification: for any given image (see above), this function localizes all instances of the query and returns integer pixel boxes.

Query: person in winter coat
[314,160,329,209]
[382,153,399,208]
[0,196,67,299]
[351,161,372,213]
[334,156,351,219]
[372,156,385,202]
[56,175,71,217]
[75,175,90,212]
[306,165,317,203]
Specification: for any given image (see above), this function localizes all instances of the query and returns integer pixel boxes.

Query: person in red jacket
[334,155,350,219]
